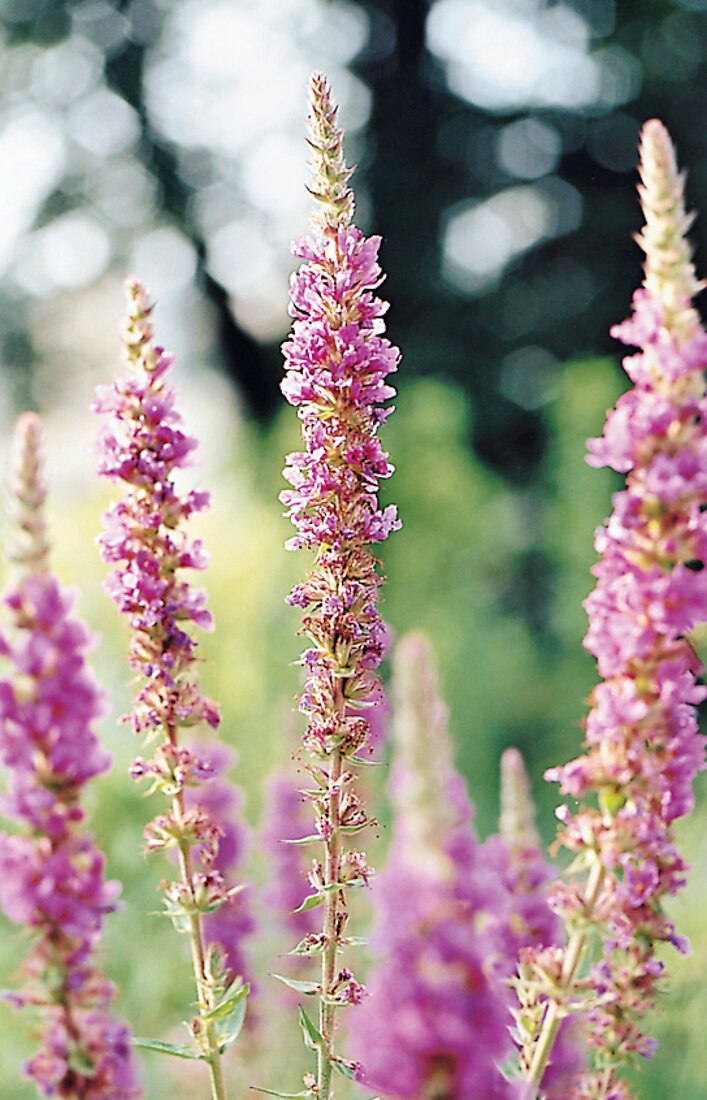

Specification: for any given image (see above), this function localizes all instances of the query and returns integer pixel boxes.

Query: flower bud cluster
[281,79,400,764]
[0,414,141,1099]
[94,280,226,883]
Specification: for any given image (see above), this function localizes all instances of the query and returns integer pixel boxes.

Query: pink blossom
[0,413,141,1097]
[349,638,581,1099]
[533,120,707,1098]
[278,72,399,1093]
[94,280,250,1074]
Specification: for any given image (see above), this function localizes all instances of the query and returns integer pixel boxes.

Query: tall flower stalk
[279,72,400,1098]
[517,120,707,1100]
[93,281,248,1100]
[0,413,141,1099]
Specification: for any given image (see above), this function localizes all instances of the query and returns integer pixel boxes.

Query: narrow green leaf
[216,994,248,1052]
[341,936,367,948]
[280,835,320,846]
[298,1006,324,1052]
[339,821,371,835]
[159,896,192,935]
[321,881,344,894]
[348,755,385,766]
[288,937,324,957]
[251,1089,315,1098]
[330,1058,357,1080]
[202,978,249,1024]
[133,1037,205,1061]
[272,973,321,995]
[292,892,324,914]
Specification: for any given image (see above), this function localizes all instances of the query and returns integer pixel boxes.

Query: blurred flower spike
[348,634,582,1099]
[0,413,142,1099]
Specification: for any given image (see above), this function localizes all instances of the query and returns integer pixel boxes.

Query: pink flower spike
[348,639,582,1099]
[522,120,707,1100]
[94,279,220,740]
[279,72,399,1099]
[0,413,141,1098]
[94,280,249,1089]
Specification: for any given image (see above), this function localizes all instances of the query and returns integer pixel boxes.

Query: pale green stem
[318,740,343,1100]
[172,791,229,1100]
[524,859,606,1100]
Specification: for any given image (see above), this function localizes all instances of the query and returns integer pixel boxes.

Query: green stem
[318,734,344,1100]
[173,797,229,1100]
[524,859,606,1100]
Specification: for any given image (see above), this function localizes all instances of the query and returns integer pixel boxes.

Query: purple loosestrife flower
[495,750,563,981]
[94,281,247,1098]
[348,636,579,1099]
[279,72,399,1099]
[0,413,141,1099]
[347,633,514,1100]
[519,121,707,1100]
[261,768,320,943]
[260,766,321,1010]
[94,282,217,741]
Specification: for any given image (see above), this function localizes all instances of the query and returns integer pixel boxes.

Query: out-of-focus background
[0,1,705,1097]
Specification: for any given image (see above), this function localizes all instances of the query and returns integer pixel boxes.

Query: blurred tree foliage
[1,0,706,454]
[350,0,707,480]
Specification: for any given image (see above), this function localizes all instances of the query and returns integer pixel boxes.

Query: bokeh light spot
[31,35,103,106]
[442,178,582,294]
[496,118,561,180]
[500,345,560,410]
[588,113,641,173]
[0,108,67,277]
[130,225,199,300]
[15,213,111,294]
[67,88,140,157]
